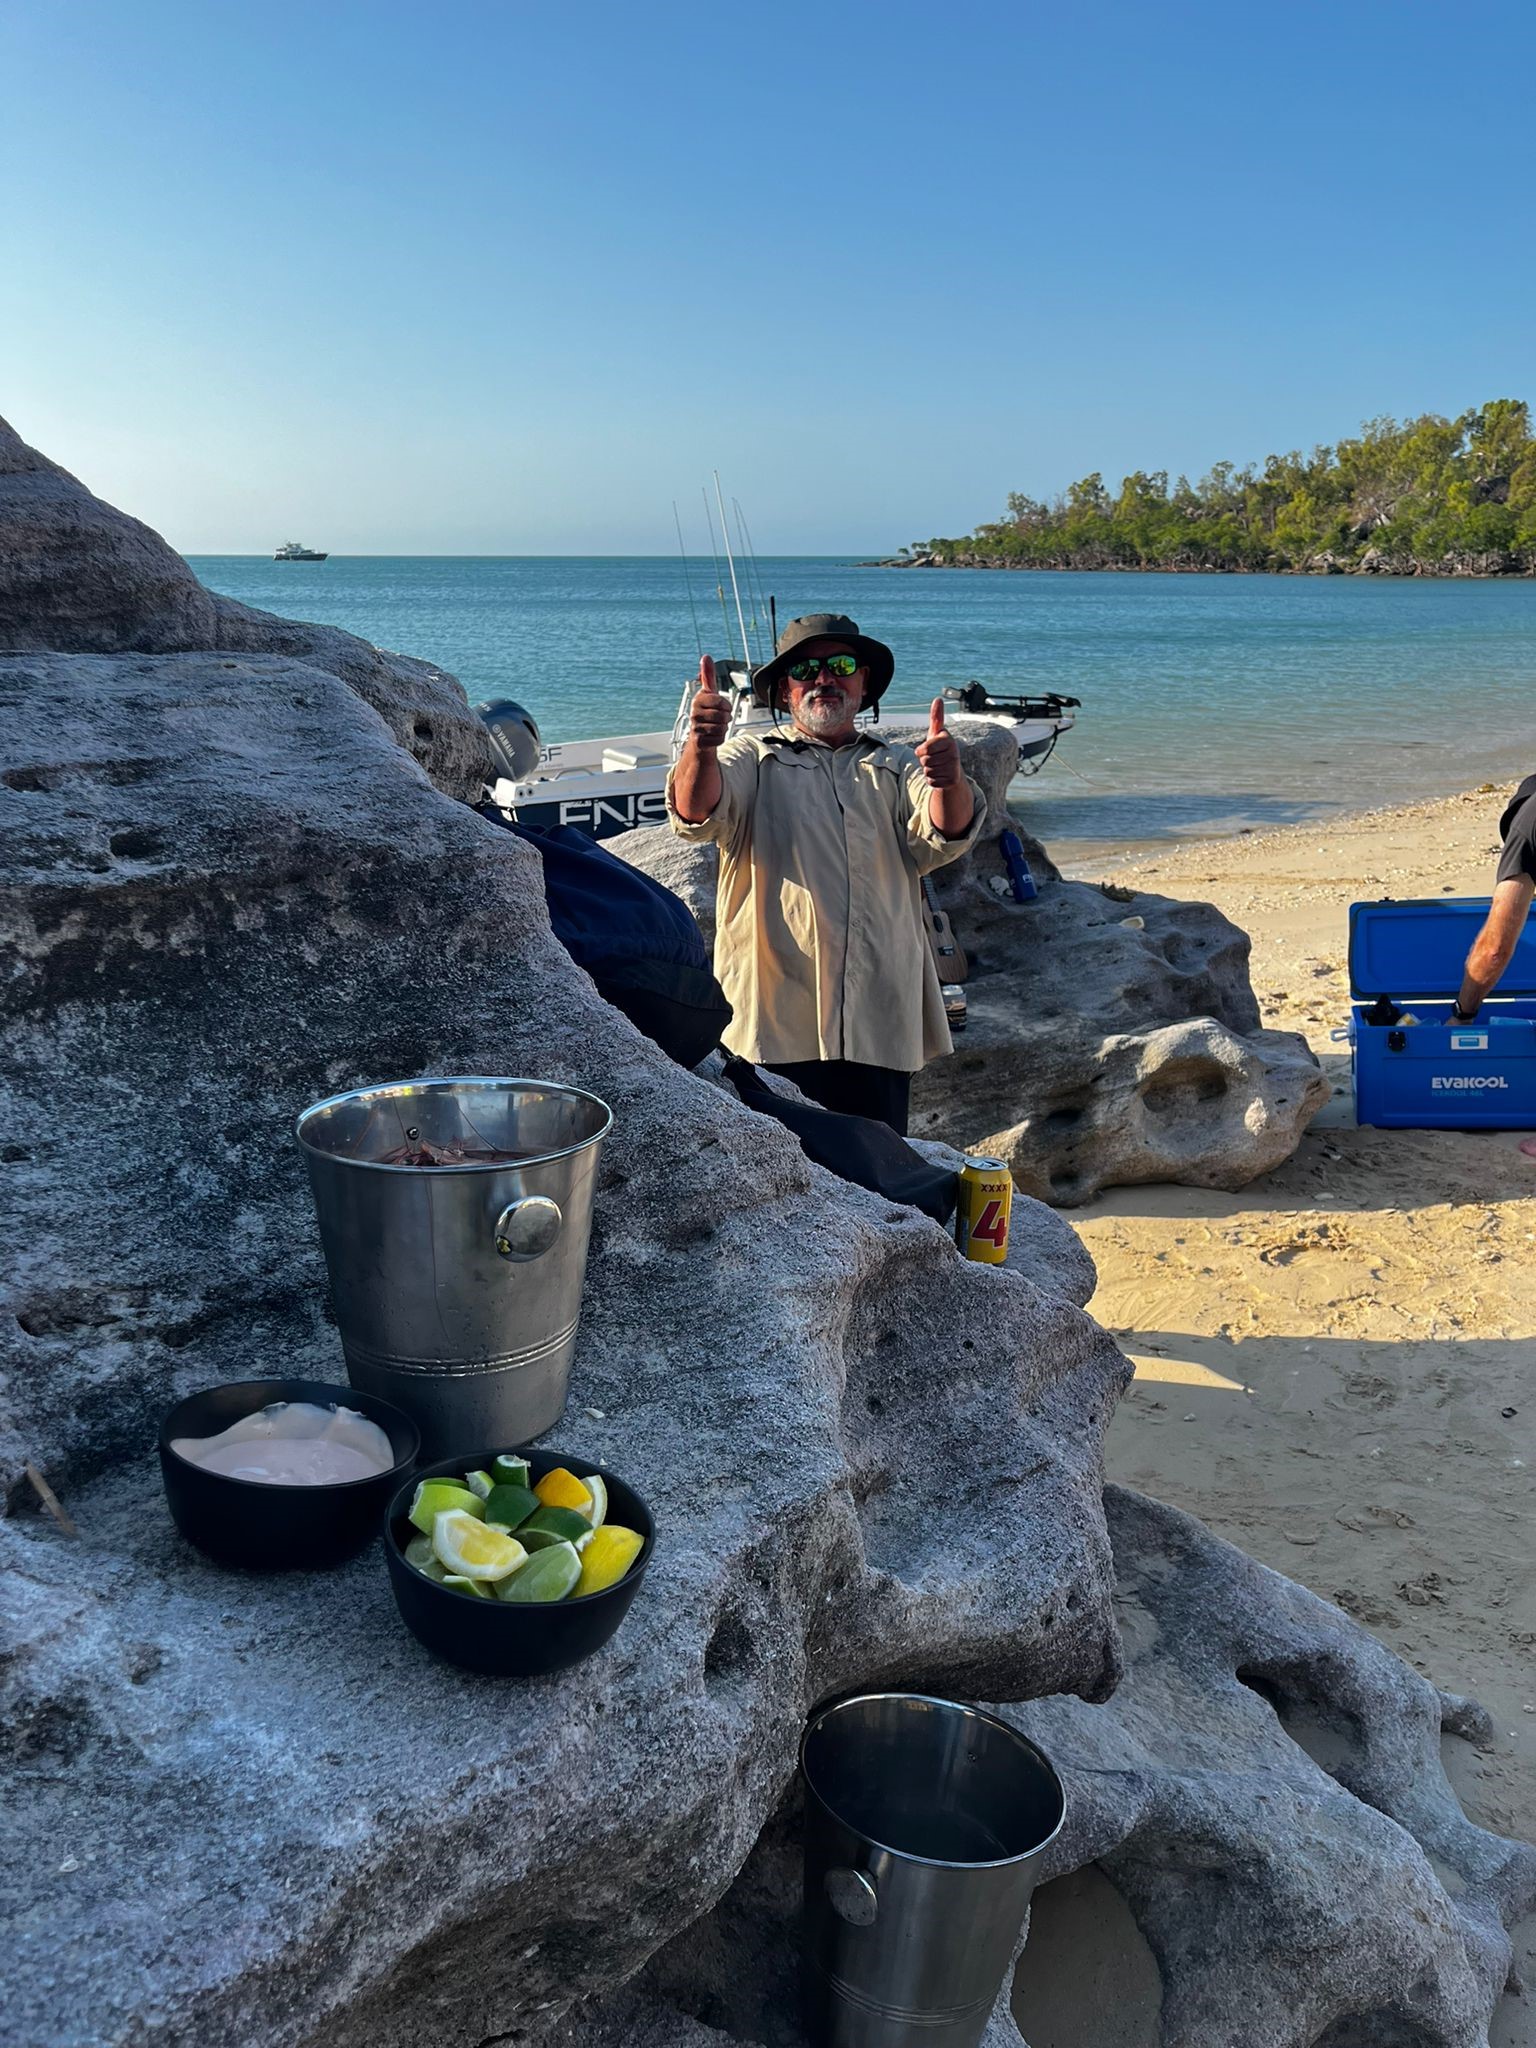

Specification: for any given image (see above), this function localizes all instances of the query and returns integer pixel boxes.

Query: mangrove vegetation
[899,399,1536,575]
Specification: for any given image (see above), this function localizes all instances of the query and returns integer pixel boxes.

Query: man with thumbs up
[668,612,984,1133]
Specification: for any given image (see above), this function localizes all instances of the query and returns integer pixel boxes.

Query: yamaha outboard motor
[475,698,542,782]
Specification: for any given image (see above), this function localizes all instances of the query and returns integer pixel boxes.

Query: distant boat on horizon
[274,540,328,561]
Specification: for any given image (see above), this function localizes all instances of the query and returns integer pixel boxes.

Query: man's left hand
[916,699,961,789]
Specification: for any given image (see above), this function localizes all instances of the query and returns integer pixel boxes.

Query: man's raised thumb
[928,697,945,738]
[698,654,718,695]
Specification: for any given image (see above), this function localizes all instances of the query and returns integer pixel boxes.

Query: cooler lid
[1349,896,1536,1001]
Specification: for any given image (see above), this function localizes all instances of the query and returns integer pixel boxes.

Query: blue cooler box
[1350,897,1536,1128]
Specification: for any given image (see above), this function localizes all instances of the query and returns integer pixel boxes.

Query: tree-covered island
[887,399,1536,575]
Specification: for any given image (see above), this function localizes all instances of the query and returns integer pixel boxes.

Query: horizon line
[181,550,886,559]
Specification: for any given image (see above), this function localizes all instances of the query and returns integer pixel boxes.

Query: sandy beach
[1021,785,1536,2044]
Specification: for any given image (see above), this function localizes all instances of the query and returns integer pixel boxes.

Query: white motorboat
[481,662,1079,841]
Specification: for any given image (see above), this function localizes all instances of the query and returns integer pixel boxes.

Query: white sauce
[172,1401,395,1485]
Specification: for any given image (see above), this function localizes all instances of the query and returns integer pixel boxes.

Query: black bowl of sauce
[159,1378,420,1569]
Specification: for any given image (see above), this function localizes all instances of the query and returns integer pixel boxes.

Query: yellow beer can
[955,1155,1012,1264]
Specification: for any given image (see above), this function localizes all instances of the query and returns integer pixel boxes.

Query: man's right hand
[689,655,730,751]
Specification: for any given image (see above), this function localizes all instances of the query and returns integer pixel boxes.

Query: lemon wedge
[431,1509,526,1582]
[533,1466,592,1514]
[575,1524,644,1597]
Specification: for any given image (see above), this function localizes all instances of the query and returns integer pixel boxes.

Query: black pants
[766,1060,912,1137]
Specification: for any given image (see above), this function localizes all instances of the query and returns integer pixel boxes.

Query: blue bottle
[998,829,1038,903]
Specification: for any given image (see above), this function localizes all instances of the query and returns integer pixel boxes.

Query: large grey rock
[209,592,495,802]
[0,413,495,801]
[0,414,219,651]
[941,1012,1331,1207]
[1008,1487,1536,2046]
[610,756,1327,1207]
[0,646,1129,2048]
[911,870,1330,1204]
[580,1488,1536,2048]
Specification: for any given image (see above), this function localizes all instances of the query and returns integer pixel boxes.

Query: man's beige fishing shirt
[666,729,985,1072]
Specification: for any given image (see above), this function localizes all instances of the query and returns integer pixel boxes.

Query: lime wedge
[491,1454,531,1490]
[442,1573,493,1599]
[520,1526,572,1552]
[432,1509,526,1582]
[404,1534,435,1570]
[497,1540,581,1603]
[483,1483,538,1531]
[408,1481,483,1536]
[462,1469,494,1501]
[581,1473,608,1529]
[520,1504,589,1544]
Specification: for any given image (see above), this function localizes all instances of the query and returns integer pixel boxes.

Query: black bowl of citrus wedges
[384,1445,654,1676]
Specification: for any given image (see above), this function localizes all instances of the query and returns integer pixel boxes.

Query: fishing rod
[732,496,772,665]
[673,500,704,659]
[713,470,752,670]
[701,486,735,653]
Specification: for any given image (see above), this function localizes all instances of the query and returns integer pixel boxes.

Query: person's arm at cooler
[669,656,730,823]
[1453,876,1535,1019]
[914,699,974,838]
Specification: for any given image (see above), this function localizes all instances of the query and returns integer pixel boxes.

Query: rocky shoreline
[865,550,1536,576]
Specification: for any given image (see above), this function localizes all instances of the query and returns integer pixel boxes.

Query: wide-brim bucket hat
[751,613,895,708]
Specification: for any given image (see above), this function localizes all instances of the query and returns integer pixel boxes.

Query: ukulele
[921,877,968,983]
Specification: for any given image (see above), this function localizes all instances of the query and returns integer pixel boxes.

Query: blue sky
[4,0,1533,553]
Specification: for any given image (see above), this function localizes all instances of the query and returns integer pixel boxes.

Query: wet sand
[1017,783,1536,2047]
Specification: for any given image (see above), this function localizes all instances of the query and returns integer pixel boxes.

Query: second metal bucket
[801,1692,1065,2048]
[296,1077,612,1460]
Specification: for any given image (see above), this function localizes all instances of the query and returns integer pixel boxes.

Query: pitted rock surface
[1,646,1128,2048]
[1009,1487,1536,2046]
[611,758,1326,1206]
[581,1489,1536,2048]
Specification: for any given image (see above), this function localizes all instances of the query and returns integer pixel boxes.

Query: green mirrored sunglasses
[786,654,861,682]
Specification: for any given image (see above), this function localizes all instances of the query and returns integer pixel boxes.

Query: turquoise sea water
[189,556,1536,857]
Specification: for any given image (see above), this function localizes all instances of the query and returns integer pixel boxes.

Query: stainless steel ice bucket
[295,1077,613,1461]
[800,1693,1065,2048]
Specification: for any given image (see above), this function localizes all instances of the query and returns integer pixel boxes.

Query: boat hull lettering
[513,789,672,840]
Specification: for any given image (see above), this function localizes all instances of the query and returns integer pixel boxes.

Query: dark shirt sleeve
[1496,794,1536,886]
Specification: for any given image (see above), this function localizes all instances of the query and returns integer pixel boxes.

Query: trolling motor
[943,682,1082,719]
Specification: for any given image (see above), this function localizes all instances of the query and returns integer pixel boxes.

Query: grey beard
[794,695,855,737]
